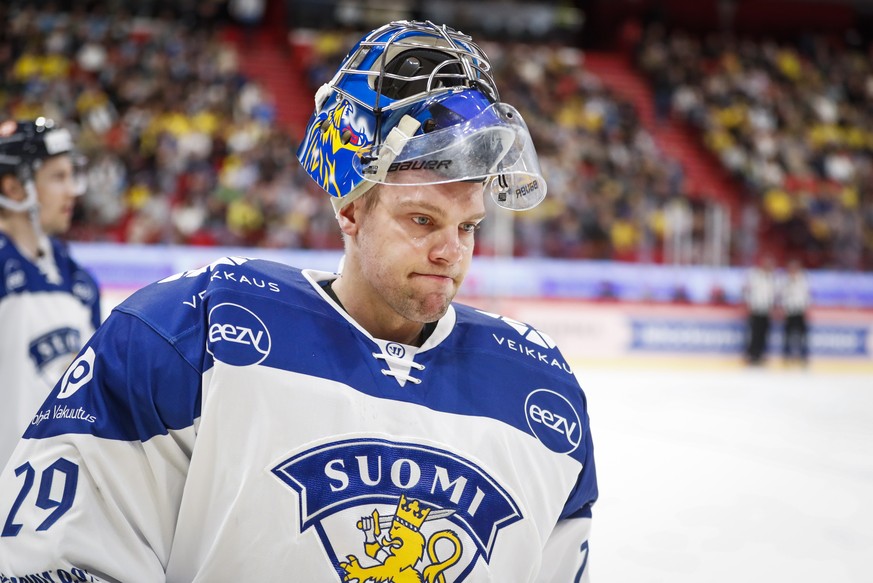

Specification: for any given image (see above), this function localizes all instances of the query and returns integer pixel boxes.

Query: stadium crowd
[1,0,342,251]
[1,1,709,263]
[304,30,701,261]
[4,1,870,270]
[637,23,873,270]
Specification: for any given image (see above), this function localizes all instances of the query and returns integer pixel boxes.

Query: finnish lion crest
[341,494,462,583]
[271,438,523,582]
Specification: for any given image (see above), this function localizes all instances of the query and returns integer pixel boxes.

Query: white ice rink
[578,364,872,583]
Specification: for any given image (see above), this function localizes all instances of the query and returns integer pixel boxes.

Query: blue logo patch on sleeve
[206,303,272,366]
[524,388,582,454]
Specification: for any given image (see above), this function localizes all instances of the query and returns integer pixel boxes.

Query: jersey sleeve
[537,512,593,582]
[0,309,202,582]
[538,408,597,582]
[461,306,599,582]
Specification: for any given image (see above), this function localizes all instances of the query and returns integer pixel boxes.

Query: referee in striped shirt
[780,259,811,365]
[743,256,776,365]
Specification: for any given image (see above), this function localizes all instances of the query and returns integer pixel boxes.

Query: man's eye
[412,216,431,226]
[461,223,480,234]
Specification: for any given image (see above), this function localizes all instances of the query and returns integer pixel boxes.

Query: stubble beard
[396,282,455,324]
[361,251,459,324]
[356,223,459,325]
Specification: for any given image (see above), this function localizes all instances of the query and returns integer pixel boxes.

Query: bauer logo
[58,347,95,399]
[207,303,271,366]
[387,159,452,172]
[524,389,581,454]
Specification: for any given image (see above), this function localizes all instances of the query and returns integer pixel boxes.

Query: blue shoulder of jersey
[450,305,598,514]
[451,303,577,378]
[0,235,100,317]
[24,256,312,443]
[116,255,316,368]
[0,233,33,299]
[443,304,591,451]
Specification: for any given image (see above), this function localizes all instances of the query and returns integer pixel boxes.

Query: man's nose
[430,227,464,264]
[66,173,85,197]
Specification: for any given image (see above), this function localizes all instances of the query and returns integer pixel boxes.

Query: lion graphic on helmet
[299,98,369,197]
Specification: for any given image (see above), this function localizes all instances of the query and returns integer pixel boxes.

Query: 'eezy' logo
[210,323,266,347]
[207,303,271,366]
[524,389,582,454]
[529,404,576,442]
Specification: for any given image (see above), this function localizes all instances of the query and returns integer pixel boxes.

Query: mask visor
[354,102,547,210]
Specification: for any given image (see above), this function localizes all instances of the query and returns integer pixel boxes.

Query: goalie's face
[338,177,485,339]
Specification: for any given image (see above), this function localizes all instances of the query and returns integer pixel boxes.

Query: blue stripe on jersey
[220,262,584,454]
[26,258,589,465]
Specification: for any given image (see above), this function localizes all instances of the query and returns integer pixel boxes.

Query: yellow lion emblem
[340,494,463,583]
[300,99,368,197]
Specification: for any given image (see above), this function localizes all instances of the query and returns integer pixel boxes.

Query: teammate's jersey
[0,256,597,582]
[0,233,101,469]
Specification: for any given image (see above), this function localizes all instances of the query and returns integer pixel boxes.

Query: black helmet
[0,117,75,178]
[0,117,79,213]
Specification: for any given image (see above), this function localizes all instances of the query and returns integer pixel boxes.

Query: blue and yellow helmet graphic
[298,98,370,198]
[296,20,547,213]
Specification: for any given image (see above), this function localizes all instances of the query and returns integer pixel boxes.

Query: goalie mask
[0,117,85,214]
[297,20,546,213]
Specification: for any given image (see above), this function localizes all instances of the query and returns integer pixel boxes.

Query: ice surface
[577,364,873,583]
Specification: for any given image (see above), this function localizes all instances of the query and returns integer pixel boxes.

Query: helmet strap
[24,178,51,259]
[0,169,39,214]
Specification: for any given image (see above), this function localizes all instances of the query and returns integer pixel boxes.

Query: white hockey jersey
[0,256,597,582]
[0,233,101,469]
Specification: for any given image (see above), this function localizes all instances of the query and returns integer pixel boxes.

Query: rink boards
[72,243,873,374]
[464,297,873,374]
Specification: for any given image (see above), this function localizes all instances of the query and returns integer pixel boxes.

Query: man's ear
[0,174,24,202]
[336,198,361,237]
